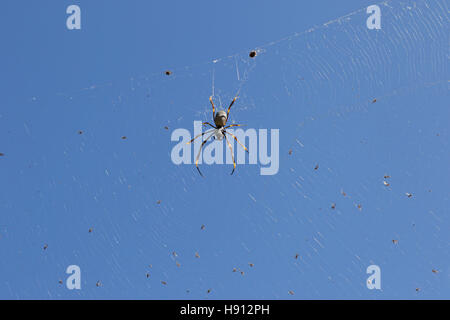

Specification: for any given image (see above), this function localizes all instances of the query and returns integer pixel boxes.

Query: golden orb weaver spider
[187,96,248,176]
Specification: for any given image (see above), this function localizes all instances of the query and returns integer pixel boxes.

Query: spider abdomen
[214,110,227,127]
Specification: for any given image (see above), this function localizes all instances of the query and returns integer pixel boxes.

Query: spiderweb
[1,0,448,299]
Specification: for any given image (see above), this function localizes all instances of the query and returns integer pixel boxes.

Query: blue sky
[0,0,448,299]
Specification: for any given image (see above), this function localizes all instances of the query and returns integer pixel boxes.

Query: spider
[187,95,248,176]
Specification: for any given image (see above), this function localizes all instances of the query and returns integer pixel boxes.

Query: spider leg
[224,124,245,129]
[187,129,215,145]
[202,122,216,129]
[225,96,238,123]
[209,96,215,119]
[195,131,215,177]
[225,131,249,153]
[224,134,236,175]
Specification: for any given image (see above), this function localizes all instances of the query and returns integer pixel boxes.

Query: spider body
[213,126,225,141]
[214,110,228,128]
[187,96,248,176]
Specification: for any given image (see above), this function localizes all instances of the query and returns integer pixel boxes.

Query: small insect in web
[187,95,249,176]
